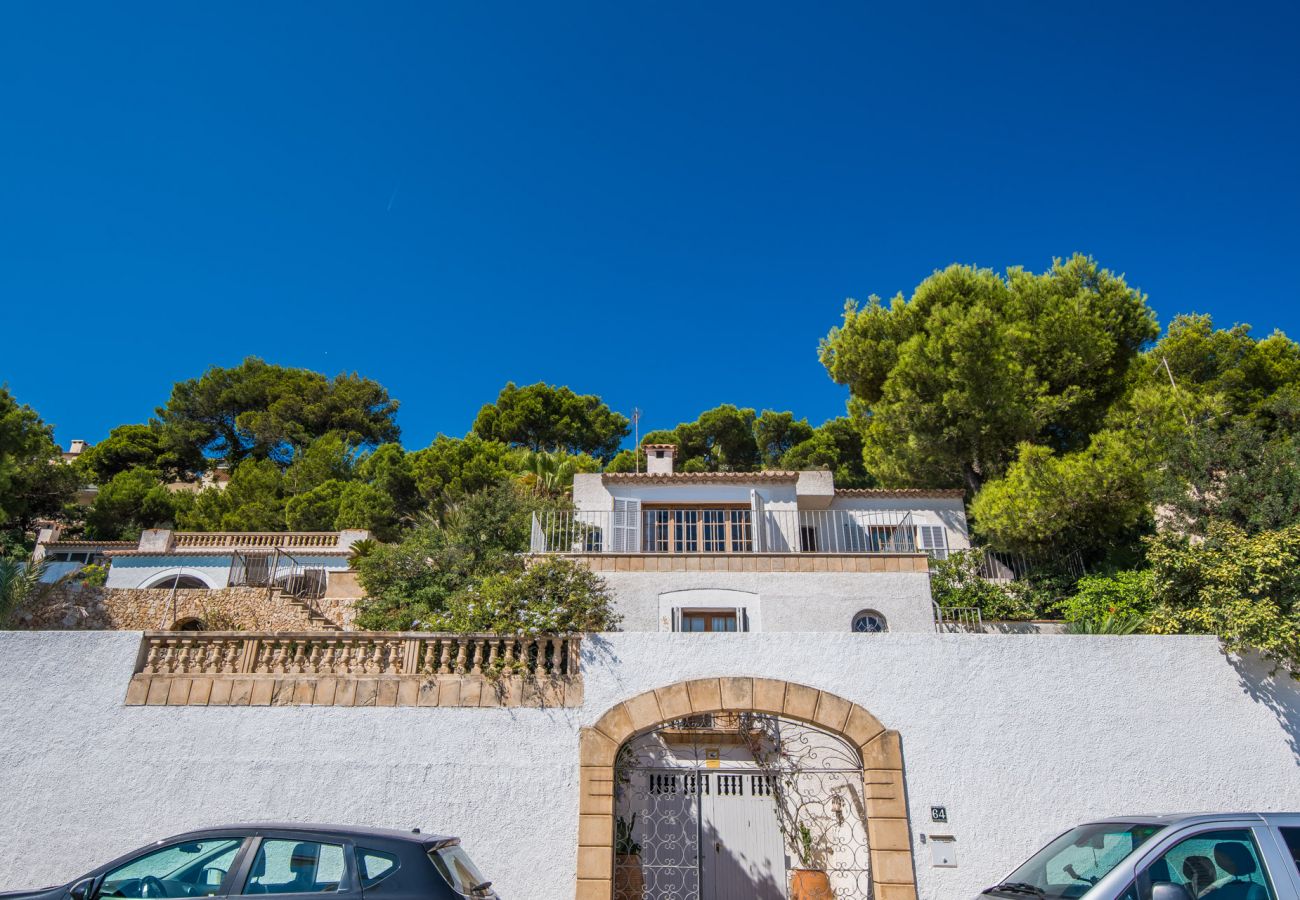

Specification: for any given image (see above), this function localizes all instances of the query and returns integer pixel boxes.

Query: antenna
[632,407,642,473]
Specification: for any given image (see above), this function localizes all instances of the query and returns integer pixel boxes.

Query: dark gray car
[0,824,497,900]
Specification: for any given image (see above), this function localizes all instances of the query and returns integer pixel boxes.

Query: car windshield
[985,823,1164,899]
[428,845,490,897]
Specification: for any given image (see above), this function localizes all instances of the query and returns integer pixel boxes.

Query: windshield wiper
[982,883,1046,897]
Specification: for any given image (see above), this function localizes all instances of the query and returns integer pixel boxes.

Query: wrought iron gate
[614,714,872,900]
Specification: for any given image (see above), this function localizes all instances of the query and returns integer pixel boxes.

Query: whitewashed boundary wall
[0,631,1296,899]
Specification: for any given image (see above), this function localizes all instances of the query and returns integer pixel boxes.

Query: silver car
[980,813,1300,900]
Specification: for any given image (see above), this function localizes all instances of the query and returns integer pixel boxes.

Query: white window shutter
[918,525,948,559]
[736,607,750,632]
[671,607,682,632]
[750,490,767,552]
[611,498,641,552]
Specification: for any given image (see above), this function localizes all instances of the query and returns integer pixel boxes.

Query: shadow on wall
[1232,653,1300,762]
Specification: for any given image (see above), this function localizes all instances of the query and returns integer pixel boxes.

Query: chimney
[644,443,677,475]
[68,440,87,455]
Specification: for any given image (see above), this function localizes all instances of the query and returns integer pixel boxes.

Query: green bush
[1060,570,1155,627]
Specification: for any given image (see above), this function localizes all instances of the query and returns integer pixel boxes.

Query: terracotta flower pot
[790,868,834,900]
[614,854,644,900]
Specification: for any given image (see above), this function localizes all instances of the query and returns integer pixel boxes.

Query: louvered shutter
[917,525,948,559]
[611,498,641,552]
[750,490,767,552]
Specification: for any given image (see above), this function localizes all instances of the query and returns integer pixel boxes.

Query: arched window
[146,574,209,589]
[852,610,887,633]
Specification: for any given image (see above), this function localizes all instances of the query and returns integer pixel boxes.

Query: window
[680,611,738,632]
[1282,828,1300,876]
[428,845,490,898]
[242,840,346,895]
[356,850,399,888]
[1140,829,1275,900]
[643,507,753,553]
[917,525,948,559]
[852,611,888,633]
[799,526,818,552]
[101,838,244,899]
[991,822,1162,899]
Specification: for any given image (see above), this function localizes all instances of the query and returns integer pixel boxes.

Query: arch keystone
[719,677,753,710]
[751,677,787,713]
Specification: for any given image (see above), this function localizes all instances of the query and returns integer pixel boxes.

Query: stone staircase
[275,589,342,631]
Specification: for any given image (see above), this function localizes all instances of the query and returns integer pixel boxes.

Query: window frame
[678,609,740,632]
[1133,823,1284,900]
[92,836,254,900]
[227,833,361,899]
[851,610,888,633]
[642,504,753,554]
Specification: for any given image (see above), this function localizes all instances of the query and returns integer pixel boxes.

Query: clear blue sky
[4,1,1298,450]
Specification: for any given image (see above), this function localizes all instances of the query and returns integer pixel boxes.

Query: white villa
[531,444,969,634]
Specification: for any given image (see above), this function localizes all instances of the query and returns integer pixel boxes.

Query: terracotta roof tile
[834,488,965,499]
[602,470,801,484]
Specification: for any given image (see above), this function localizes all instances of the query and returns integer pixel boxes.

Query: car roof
[1084,812,1300,826]
[170,823,457,848]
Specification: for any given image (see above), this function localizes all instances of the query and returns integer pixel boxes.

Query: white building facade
[533,445,969,634]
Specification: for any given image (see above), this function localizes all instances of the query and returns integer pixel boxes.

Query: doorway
[614,713,870,899]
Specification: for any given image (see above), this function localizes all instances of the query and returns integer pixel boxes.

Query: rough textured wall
[596,570,936,632]
[0,631,1297,900]
[14,586,355,631]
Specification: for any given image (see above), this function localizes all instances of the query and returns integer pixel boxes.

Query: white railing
[934,604,984,633]
[530,509,917,554]
[174,532,344,550]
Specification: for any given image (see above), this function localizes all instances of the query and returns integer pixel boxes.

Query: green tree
[157,357,399,467]
[335,481,398,539]
[178,459,286,531]
[409,434,513,512]
[472,382,629,461]
[356,443,419,519]
[284,479,347,531]
[1145,522,1300,677]
[76,424,191,483]
[779,418,874,488]
[643,404,761,472]
[928,550,1039,620]
[0,387,79,548]
[753,411,814,468]
[820,256,1158,493]
[431,556,619,635]
[83,468,179,539]
[283,432,358,494]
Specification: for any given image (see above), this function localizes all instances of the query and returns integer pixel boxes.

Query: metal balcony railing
[530,509,917,554]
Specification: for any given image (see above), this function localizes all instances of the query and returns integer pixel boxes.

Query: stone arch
[576,678,917,900]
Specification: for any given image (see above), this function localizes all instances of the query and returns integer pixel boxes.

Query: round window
[852,610,887,633]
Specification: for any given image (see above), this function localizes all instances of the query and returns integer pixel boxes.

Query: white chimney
[68,440,88,455]
[644,444,677,475]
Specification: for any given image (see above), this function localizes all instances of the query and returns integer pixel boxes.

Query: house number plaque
[930,806,948,823]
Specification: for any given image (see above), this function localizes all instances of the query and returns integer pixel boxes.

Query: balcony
[531,508,918,556]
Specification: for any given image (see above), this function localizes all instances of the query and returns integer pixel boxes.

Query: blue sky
[3,1,1298,450]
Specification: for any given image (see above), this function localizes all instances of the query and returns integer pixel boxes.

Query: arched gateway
[577,679,917,900]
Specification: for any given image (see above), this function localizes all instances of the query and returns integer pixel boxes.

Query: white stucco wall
[105,555,352,589]
[602,571,935,633]
[830,496,972,550]
[0,631,1297,900]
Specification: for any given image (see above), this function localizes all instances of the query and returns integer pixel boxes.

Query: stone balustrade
[172,532,345,549]
[126,631,583,708]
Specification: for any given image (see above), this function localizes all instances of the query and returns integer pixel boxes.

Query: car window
[1280,828,1300,877]
[1141,829,1275,900]
[101,839,244,898]
[428,846,488,898]
[242,840,346,895]
[356,851,398,889]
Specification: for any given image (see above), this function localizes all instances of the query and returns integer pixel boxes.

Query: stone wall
[15,585,356,631]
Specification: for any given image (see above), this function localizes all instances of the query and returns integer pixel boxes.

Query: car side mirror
[1151,884,1195,900]
[69,878,96,900]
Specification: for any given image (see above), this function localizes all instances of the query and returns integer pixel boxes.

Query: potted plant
[613,813,643,900]
[787,821,834,900]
